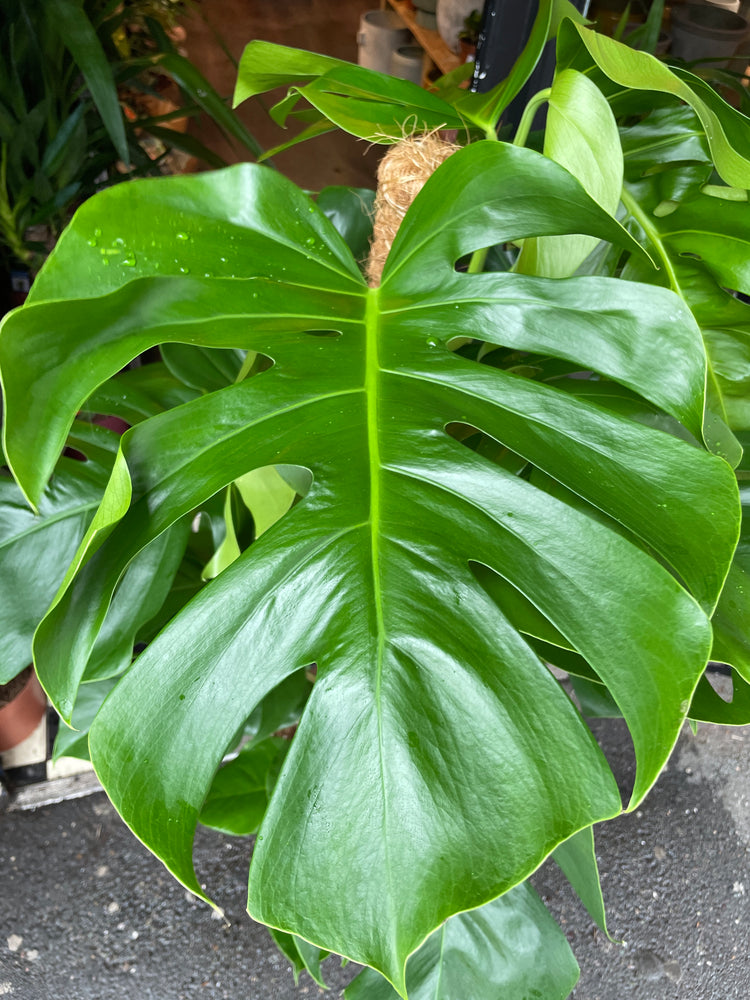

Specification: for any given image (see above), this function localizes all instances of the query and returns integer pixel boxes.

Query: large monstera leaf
[0,143,739,994]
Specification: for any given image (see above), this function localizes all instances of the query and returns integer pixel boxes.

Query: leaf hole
[444,422,527,474]
[202,465,314,581]
[305,329,342,339]
[704,662,734,704]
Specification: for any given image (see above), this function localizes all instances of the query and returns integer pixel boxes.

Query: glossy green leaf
[283,66,467,143]
[689,668,750,725]
[82,518,191,681]
[233,41,341,106]
[559,21,750,189]
[516,68,623,277]
[53,676,118,761]
[552,826,608,935]
[0,440,112,684]
[267,927,330,988]
[235,45,466,144]
[1,145,737,994]
[316,186,375,266]
[344,883,579,1000]
[81,362,199,425]
[620,105,711,183]
[160,343,246,393]
[711,484,750,680]
[619,173,749,463]
[635,194,750,297]
[199,738,284,836]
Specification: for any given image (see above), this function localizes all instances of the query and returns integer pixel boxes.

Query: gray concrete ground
[534,719,750,1000]
[0,793,358,999]
[0,717,748,999]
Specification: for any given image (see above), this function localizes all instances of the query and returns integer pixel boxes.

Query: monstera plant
[2,1,750,996]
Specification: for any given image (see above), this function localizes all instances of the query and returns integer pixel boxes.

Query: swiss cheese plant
[1,4,749,997]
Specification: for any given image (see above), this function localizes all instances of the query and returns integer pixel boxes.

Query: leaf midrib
[365,286,399,973]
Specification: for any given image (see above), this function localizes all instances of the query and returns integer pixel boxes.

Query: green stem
[512,87,551,150]
[619,185,681,294]
[468,247,488,274]
[467,120,503,273]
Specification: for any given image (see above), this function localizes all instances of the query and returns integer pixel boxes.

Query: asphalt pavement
[1,716,748,1000]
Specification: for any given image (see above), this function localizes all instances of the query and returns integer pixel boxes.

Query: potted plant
[1,0,749,995]
[457,8,483,59]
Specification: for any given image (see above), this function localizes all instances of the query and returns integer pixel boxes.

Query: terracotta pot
[0,667,47,753]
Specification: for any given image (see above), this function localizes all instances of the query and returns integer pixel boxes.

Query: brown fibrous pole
[366,132,460,287]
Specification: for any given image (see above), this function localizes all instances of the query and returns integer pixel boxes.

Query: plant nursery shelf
[385,0,465,76]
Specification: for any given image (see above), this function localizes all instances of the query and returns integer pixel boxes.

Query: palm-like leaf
[0,142,738,994]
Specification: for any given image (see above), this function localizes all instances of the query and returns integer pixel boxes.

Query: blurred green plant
[0,0,261,274]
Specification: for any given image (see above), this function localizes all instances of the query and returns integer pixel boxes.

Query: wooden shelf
[385,0,464,76]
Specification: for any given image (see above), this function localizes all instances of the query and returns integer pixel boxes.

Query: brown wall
[183,0,382,189]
